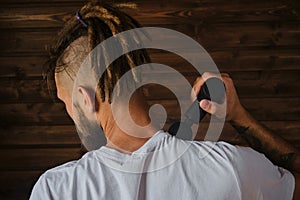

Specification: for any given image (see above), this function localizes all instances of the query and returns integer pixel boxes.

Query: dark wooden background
[0,0,299,199]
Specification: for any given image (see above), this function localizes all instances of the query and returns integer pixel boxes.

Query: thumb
[199,99,217,115]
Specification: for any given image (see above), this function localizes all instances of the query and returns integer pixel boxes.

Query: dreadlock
[46,0,150,103]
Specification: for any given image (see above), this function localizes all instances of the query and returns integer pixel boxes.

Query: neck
[97,91,158,154]
[106,125,157,154]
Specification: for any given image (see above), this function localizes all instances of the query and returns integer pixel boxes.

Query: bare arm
[193,72,300,173]
[230,106,300,172]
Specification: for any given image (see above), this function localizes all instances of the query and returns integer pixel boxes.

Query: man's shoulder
[30,159,79,199]
[44,160,78,176]
[41,150,98,181]
[189,139,238,156]
[189,139,267,163]
[159,131,244,161]
[30,150,103,199]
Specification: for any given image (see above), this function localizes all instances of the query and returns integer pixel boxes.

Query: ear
[77,86,95,113]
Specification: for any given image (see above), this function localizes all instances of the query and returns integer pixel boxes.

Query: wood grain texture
[0,121,299,150]
[1,23,300,54]
[0,171,43,200]
[1,50,300,78]
[0,0,299,199]
[0,97,299,126]
[0,125,80,145]
[0,148,82,170]
[0,70,299,103]
[0,0,299,28]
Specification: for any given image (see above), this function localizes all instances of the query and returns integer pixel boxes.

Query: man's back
[30,131,294,200]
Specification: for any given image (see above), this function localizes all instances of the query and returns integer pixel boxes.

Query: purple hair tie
[76,11,88,28]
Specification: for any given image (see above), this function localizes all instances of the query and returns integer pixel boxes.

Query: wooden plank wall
[0,0,299,199]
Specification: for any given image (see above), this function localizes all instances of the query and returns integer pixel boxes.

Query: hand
[191,72,246,122]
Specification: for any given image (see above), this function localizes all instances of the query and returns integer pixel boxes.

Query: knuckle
[202,72,212,77]
[202,72,220,80]
[202,72,208,77]
[193,77,203,87]
[210,104,216,114]
[223,75,233,83]
[195,76,202,82]
[221,73,230,77]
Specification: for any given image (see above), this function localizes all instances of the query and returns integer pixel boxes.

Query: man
[30,0,299,199]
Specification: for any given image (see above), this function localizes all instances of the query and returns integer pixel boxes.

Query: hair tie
[76,11,88,28]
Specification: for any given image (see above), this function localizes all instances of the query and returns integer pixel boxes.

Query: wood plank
[149,49,300,73]
[0,0,88,4]
[1,49,300,78]
[0,98,299,126]
[0,78,53,103]
[0,120,299,147]
[0,0,295,5]
[0,0,299,28]
[1,21,300,54]
[0,55,48,78]
[1,70,299,103]
[128,1,300,26]
[239,98,300,121]
[0,170,43,200]
[147,97,300,122]
[0,125,80,145]
[261,121,300,141]
[142,70,300,99]
[0,148,82,170]
[197,23,300,51]
[0,29,54,54]
[0,4,82,29]
[198,121,300,149]
[0,102,73,126]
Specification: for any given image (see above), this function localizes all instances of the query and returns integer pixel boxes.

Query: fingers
[221,73,230,77]
[191,76,204,101]
[199,99,217,115]
[199,99,226,119]
[191,72,241,121]
[191,72,222,101]
[191,72,229,120]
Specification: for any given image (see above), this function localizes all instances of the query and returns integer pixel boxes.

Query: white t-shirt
[30,130,295,200]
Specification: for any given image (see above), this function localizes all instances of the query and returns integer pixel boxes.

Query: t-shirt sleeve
[221,143,295,200]
[29,174,53,200]
[29,160,77,199]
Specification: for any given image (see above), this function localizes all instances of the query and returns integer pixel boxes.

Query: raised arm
[192,72,300,173]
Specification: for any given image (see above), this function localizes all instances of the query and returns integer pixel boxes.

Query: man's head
[46,0,150,117]
[45,0,156,151]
